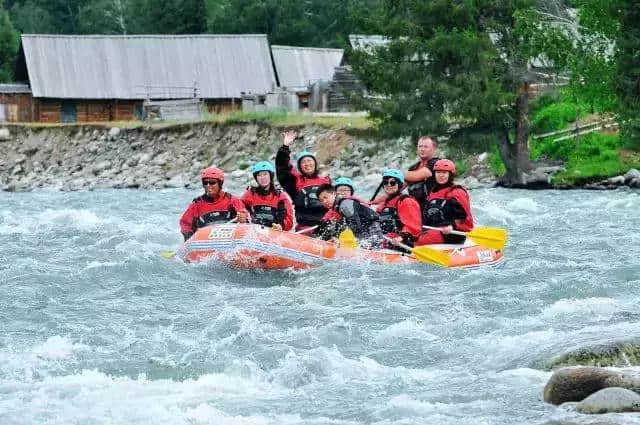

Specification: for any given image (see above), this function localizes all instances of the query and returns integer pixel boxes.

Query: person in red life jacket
[240,161,295,231]
[315,184,383,245]
[275,129,331,230]
[179,167,249,241]
[405,136,440,209]
[416,159,474,245]
[375,169,423,249]
[370,136,440,208]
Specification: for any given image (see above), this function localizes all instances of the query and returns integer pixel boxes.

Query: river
[1,187,639,424]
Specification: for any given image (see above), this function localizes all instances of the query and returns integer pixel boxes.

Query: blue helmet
[382,168,405,184]
[251,161,275,175]
[296,151,317,171]
[334,177,355,193]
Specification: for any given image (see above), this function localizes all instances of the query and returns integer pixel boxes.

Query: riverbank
[0,121,496,192]
[0,121,638,192]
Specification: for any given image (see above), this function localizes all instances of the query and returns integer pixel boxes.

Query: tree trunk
[498,82,533,187]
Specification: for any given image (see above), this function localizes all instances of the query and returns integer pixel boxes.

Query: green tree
[205,0,382,48]
[615,0,640,150]
[351,0,551,185]
[0,6,19,82]
[10,1,54,33]
[77,0,130,34]
[130,0,205,34]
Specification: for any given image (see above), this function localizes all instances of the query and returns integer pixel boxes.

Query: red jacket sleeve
[397,196,423,238]
[231,196,248,215]
[279,192,295,231]
[449,188,474,232]
[179,202,199,236]
[240,189,253,209]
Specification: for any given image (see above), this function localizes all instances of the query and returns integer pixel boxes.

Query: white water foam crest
[375,318,440,346]
[471,202,516,225]
[506,197,541,212]
[0,369,304,425]
[200,306,266,353]
[0,336,90,382]
[269,346,455,389]
[541,297,629,321]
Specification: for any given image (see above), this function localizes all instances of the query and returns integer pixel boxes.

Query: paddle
[294,225,318,235]
[160,217,239,259]
[338,228,359,248]
[369,182,383,202]
[422,225,507,250]
[383,235,450,267]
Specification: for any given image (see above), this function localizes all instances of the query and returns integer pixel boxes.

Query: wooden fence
[531,117,619,142]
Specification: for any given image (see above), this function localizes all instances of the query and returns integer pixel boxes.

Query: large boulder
[576,387,640,414]
[624,168,640,184]
[544,367,640,405]
[546,341,640,369]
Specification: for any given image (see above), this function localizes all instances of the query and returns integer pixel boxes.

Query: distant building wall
[0,92,35,122]
[35,99,142,123]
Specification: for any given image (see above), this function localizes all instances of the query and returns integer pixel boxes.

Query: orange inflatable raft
[176,224,504,270]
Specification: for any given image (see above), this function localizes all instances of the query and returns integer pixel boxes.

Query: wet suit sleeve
[397,197,423,240]
[231,197,249,215]
[277,193,295,231]
[240,189,253,210]
[448,188,474,232]
[275,145,299,199]
[179,201,199,241]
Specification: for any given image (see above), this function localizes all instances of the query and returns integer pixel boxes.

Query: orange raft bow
[175,224,504,271]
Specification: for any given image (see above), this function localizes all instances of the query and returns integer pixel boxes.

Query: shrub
[531,102,579,134]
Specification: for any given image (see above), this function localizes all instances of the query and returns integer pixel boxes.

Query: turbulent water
[1,187,639,425]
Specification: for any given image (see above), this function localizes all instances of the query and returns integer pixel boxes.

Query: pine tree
[349,0,573,185]
[616,0,640,150]
[0,7,19,82]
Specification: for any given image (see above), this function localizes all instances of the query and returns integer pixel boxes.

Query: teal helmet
[382,168,405,184]
[251,161,275,175]
[296,151,317,172]
[334,177,355,193]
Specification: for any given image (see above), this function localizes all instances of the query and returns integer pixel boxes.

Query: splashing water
[1,188,639,425]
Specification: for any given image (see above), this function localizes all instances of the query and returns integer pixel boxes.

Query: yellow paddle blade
[467,227,508,250]
[338,229,359,249]
[411,246,450,267]
[160,250,176,259]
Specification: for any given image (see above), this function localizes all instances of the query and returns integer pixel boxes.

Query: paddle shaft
[382,235,414,252]
[294,225,318,235]
[369,182,383,202]
[422,225,466,237]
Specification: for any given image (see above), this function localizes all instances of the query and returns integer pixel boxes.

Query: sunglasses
[382,179,399,186]
[202,180,220,186]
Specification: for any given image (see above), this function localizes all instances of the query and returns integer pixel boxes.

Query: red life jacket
[179,192,244,239]
[424,185,474,232]
[376,194,407,235]
[292,174,331,226]
[241,187,293,229]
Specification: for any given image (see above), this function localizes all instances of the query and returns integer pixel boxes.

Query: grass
[7,111,375,131]
[532,132,640,185]
[214,110,374,129]
[530,90,592,134]
[488,145,506,176]
[454,158,468,176]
